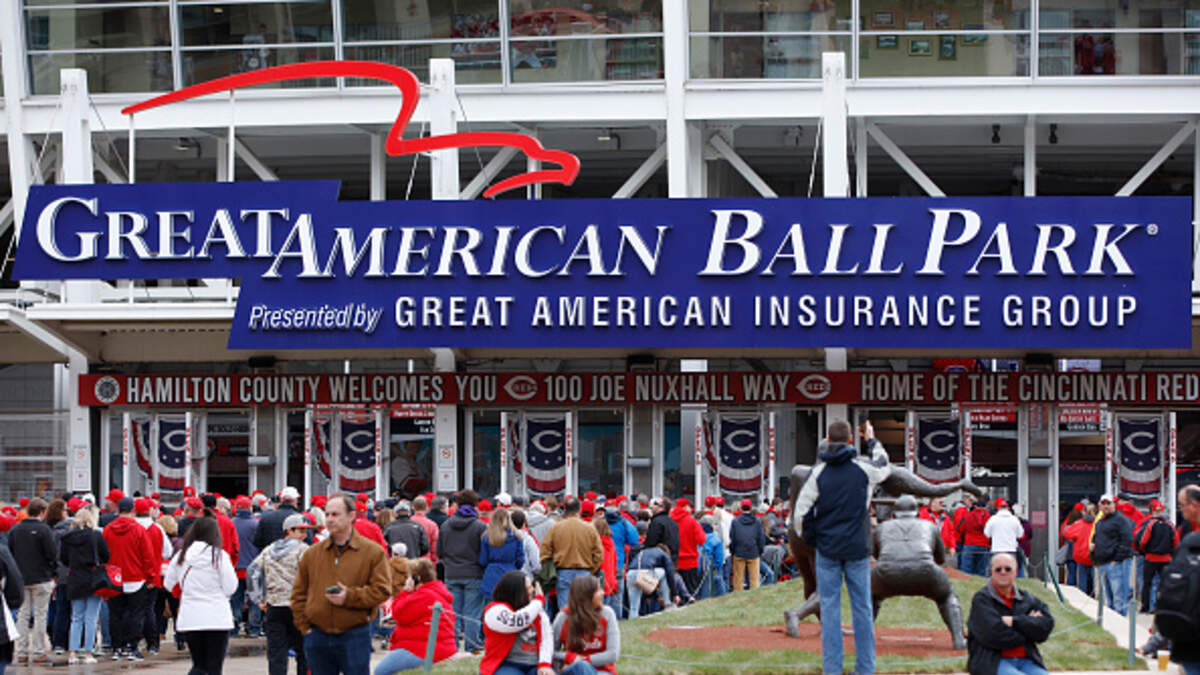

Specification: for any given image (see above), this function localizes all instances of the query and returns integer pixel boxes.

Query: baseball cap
[105,489,125,503]
[355,501,367,514]
[585,491,597,501]
[1073,503,1086,511]
[675,498,690,509]
[117,497,135,513]
[495,492,513,507]
[279,486,300,502]
[185,496,203,510]
[234,496,252,510]
[705,496,717,507]
[66,497,85,513]
[311,495,327,509]
[283,513,313,531]
[581,500,595,517]
[1099,493,1115,503]
[133,498,151,514]
[182,486,196,498]
[716,496,725,506]
[394,499,412,514]
[994,498,1008,509]
[18,498,29,508]
[356,492,369,503]
[1150,498,1165,512]
[478,499,493,512]
[741,498,753,511]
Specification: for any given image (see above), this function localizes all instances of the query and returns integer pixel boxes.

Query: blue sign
[13,181,1191,349]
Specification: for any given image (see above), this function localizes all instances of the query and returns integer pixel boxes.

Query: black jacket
[642,511,679,563]
[0,543,23,645]
[1091,512,1134,565]
[1168,530,1200,663]
[428,509,448,528]
[437,508,486,580]
[729,512,766,560]
[59,527,110,600]
[796,442,891,561]
[383,516,429,559]
[967,582,1055,675]
[9,518,58,585]
[252,503,299,550]
[1133,516,1177,558]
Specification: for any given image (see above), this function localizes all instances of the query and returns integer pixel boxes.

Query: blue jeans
[816,552,874,675]
[445,578,484,651]
[230,579,264,636]
[494,663,538,675]
[99,599,110,648]
[303,623,371,675]
[605,574,625,620]
[556,569,591,619]
[69,596,103,654]
[1101,558,1132,616]
[760,559,776,585]
[1076,564,1094,596]
[1178,661,1200,675]
[1066,559,1078,586]
[997,657,1049,675]
[562,661,599,675]
[961,545,989,576]
[51,584,71,650]
[373,647,424,675]
[625,568,670,619]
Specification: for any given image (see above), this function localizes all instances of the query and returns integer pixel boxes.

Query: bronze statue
[784,424,983,638]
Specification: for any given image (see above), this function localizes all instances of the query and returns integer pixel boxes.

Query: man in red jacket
[201,493,240,567]
[919,497,957,565]
[670,498,705,601]
[103,497,158,661]
[957,495,991,577]
[353,500,388,553]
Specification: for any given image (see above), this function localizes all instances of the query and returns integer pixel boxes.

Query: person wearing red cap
[133,498,172,655]
[579,500,595,522]
[477,499,493,524]
[231,496,263,638]
[103,497,158,661]
[100,489,125,528]
[352,501,388,554]
[983,498,1025,576]
[1090,494,1135,616]
[918,497,957,563]
[669,498,705,600]
[17,498,28,509]
[729,498,766,591]
[1133,498,1178,611]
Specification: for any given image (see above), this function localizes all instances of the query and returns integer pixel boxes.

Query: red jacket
[355,518,389,554]
[388,580,456,663]
[959,506,991,548]
[599,536,617,596]
[1063,518,1095,565]
[918,506,957,552]
[669,507,705,571]
[103,516,158,585]
[215,512,240,567]
[481,597,551,675]
[144,521,167,587]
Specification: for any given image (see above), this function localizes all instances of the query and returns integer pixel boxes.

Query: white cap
[1099,493,1115,503]
[279,486,300,502]
[496,492,513,507]
[81,493,96,504]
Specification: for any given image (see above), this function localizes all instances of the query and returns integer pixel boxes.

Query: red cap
[423,492,435,503]
[18,498,29,508]
[104,489,124,503]
[740,498,753,510]
[1150,499,1165,512]
[66,497,84,512]
[311,495,328,509]
[133,498,151,514]
[675,498,691,509]
[581,500,595,517]
[182,486,196,498]
[304,512,317,526]
[0,516,14,533]
[1073,503,1086,511]
[994,498,1008,509]
[355,501,367,514]
[478,499,493,512]
[184,497,203,510]
[716,496,725,506]
[356,492,369,502]
[234,496,252,510]
[252,489,265,496]
[214,492,223,500]
[704,496,718,507]
[150,492,161,500]
[584,491,597,500]
[0,506,14,517]
[614,495,627,504]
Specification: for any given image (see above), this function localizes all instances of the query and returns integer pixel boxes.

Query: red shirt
[961,507,991,548]
[918,506,957,552]
[355,518,388,554]
[993,582,1026,659]
[215,512,240,568]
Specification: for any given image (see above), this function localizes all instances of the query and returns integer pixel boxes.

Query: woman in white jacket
[164,513,238,675]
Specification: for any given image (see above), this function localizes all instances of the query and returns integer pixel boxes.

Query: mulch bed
[645,623,964,657]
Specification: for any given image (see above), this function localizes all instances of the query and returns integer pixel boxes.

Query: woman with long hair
[163,513,237,675]
[59,507,107,664]
[375,558,457,675]
[478,508,525,602]
[480,570,551,675]
[551,574,620,675]
[591,519,618,614]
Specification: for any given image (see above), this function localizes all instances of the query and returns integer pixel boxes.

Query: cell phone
[325,585,340,594]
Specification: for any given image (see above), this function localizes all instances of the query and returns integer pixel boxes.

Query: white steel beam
[370,132,386,201]
[708,134,777,198]
[461,146,519,200]
[2,0,35,242]
[613,144,666,199]
[1024,115,1036,196]
[215,138,231,182]
[428,59,460,200]
[822,53,849,198]
[1116,121,1196,196]
[234,138,279,181]
[523,127,542,199]
[93,150,126,184]
[866,123,946,197]
[855,118,868,197]
[0,306,92,360]
[663,0,688,197]
[1194,122,1200,294]
[0,199,13,238]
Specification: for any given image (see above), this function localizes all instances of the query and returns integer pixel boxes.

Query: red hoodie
[669,507,705,572]
[599,536,617,596]
[388,580,457,663]
[215,512,240,567]
[960,506,991,548]
[1063,518,1095,565]
[918,506,957,552]
[355,518,388,554]
[103,516,157,585]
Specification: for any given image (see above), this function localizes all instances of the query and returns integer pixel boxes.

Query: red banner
[78,371,1200,408]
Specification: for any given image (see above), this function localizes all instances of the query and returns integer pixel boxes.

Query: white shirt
[163,543,238,632]
[983,509,1024,553]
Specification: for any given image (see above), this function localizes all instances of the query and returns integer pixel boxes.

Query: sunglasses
[992,566,1014,573]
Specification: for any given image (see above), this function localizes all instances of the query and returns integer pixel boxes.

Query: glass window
[206,412,251,498]
[688,0,850,32]
[345,43,502,84]
[26,6,170,50]
[388,417,434,498]
[179,2,334,46]
[512,37,661,81]
[1040,0,1200,29]
[662,408,684,499]
[1040,31,1200,74]
[30,50,173,94]
[577,409,624,496]
[690,35,849,78]
[859,34,1029,77]
[471,410,502,499]
[342,0,499,42]
[181,46,335,86]
[509,0,663,37]
[0,413,67,503]
[861,0,1028,31]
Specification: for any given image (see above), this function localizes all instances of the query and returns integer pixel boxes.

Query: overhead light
[174,137,193,151]
[991,124,1001,144]
[596,129,612,142]
[1048,123,1058,145]
[212,6,223,12]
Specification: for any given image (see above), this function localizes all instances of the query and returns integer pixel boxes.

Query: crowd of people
[0,422,1193,675]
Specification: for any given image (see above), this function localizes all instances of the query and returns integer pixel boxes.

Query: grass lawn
[430,575,1134,674]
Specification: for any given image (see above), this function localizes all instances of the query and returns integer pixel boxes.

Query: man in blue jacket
[604,507,638,619]
[793,420,892,675]
[232,496,262,637]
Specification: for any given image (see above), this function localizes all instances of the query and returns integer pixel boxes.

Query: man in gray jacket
[249,513,310,675]
[383,501,428,560]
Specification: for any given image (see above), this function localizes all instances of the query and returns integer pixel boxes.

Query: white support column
[1117,121,1196,197]
[867,123,946,197]
[682,359,707,504]
[686,123,707,198]
[963,410,974,479]
[1169,411,1178,524]
[431,348,458,493]
[821,53,849,198]
[565,411,576,496]
[767,411,777,503]
[2,0,36,242]
[526,128,542,200]
[275,406,287,494]
[370,132,387,201]
[216,138,231,182]
[185,411,195,491]
[1104,410,1114,496]
[855,118,868,197]
[375,407,386,501]
[100,413,111,495]
[663,0,688,197]
[227,92,236,181]
[709,135,777,197]
[500,412,510,494]
[122,413,132,494]
[304,407,313,506]
[652,406,664,497]
[905,410,916,472]
[613,144,666,199]
[429,59,460,200]
[1018,405,1030,507]
[824,348,849,431]
[1023,115,1037,196]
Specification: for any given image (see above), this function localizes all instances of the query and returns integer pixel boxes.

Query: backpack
[1154,540,1200,641]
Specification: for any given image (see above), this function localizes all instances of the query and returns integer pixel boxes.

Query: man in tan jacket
[291,494,390,675]
[539,496,603,617]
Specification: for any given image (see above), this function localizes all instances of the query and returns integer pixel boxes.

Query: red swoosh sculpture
[121,60,580,198]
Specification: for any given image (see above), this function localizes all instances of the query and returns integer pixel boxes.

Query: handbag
[90,532,123,599]
[632,552,659,593]
[170,566,192,600]
[1055,541,1072,567]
